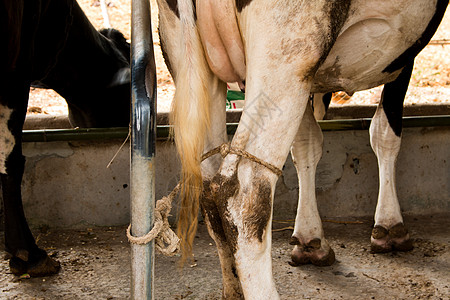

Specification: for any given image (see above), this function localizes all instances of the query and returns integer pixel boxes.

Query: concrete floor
[1,214,449,299]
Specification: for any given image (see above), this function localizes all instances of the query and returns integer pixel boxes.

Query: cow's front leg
[289,104,335,266]
[1,86,60,276]
[369,62,414,253]
[1,148,59,277]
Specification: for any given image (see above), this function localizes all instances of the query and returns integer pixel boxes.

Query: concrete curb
[23,104,450,130]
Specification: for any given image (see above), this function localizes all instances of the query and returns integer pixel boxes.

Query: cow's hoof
[289,237,335,267]
[9,249,60,277]
[371,223,413,253]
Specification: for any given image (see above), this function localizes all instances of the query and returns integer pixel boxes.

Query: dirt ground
[1,214,448,299]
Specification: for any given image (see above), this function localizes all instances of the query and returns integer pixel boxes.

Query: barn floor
[1,214,449,300]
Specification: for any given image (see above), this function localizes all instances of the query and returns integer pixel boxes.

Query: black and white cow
[1,0,130,276]
[158,0,447,298]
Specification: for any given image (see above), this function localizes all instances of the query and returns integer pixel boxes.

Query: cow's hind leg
[1,77,60,276]
[217,2,351,297]
[369,62,414,253]
[200,77,244,299]
[202,180,243,299]
[214,50,313,300]
[212,159,280,299]
[289,103,335,266]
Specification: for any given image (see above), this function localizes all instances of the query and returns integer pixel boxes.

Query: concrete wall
[1,125,448,228]
[275,126,450,220]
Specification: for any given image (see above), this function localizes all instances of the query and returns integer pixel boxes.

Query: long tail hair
[170,0,211,263]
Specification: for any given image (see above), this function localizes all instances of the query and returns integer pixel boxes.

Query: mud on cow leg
[289,237,335,267]
[201,177,244,299]
[206,160,278,299]
[371,223,413,253]
[214,161,278,299]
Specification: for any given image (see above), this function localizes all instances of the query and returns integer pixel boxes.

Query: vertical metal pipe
[130,0,156,298]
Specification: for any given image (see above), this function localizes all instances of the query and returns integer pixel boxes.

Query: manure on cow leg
[9,248,60,277]
[371,223,413,253]
[289,237,336,267]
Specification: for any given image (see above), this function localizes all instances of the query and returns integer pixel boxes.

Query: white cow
[157,0,448,298]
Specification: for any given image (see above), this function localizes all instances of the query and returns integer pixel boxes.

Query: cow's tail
[170,0,211,264]
[1,0,23,71]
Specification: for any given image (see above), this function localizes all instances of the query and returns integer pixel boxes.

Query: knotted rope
[126,143,282,255]
[127,184,181,256]
[201,143,283,176]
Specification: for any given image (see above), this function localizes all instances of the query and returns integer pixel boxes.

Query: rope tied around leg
[127,143,282,256]
[202,143,283,177]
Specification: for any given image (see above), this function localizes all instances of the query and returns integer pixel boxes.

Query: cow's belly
[312,0,438,94]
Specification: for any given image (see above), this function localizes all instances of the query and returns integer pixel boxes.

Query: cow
[157,0,448,298]
[1,0,130,276]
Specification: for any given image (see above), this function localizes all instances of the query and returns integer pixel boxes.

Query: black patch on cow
[200,179,229,246]
[32,0,75,81]
[165,0,196,19]
[1,0,24,72]
[236,0,253,12]
[203,173,240,254]
[381,61,414,137]
[304,1,351,78]
[318,1,352,67]
[231,266,238,279]
[207,170,273,252]
[383,0,448,73]
[1,0,132,278]
[99,28,130,62]
[322,92,332,111]
[242,177,272,244]
[218,177,240,254]
[165,0,179,18]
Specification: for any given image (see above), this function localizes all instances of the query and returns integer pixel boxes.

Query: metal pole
[130,0,156,298]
